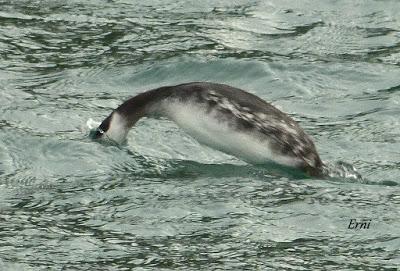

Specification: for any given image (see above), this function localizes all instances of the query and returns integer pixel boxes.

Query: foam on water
[2,0,399,269]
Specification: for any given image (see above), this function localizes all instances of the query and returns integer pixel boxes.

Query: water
[1,0,399,270]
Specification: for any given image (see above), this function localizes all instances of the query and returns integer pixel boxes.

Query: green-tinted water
[1,0,399,270]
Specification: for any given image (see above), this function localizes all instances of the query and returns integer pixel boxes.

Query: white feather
[105,112,130,144]
[163,101,302,167]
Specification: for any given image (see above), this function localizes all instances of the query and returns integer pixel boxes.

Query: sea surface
[0,0,399,270]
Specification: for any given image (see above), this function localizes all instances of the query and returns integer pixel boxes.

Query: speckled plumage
[94,82,323,176]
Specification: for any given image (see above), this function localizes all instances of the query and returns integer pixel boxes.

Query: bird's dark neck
[115,86,173,126]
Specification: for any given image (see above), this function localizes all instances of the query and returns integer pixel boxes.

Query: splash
[85,118,101,140]
[86,118,101,130]
[321,161,364,182]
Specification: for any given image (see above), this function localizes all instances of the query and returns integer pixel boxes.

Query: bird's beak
[89,127,104,140]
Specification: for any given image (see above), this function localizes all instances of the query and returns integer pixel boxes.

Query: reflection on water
[1,0,400,270]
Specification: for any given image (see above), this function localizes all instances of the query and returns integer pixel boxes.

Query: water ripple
[1,0,400,270]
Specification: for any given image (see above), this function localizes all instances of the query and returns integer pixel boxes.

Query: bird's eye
[91,128,105,139]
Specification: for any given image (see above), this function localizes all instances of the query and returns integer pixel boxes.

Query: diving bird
[93,82,323,176]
